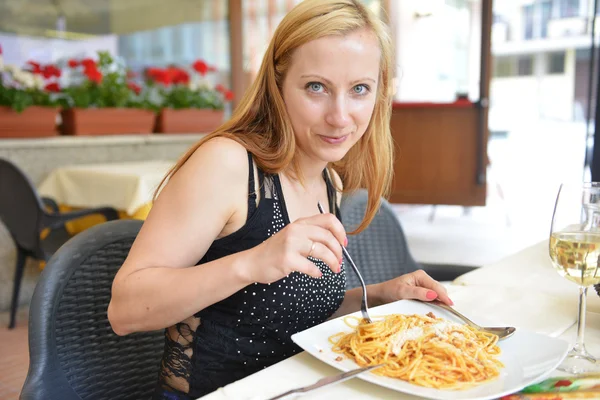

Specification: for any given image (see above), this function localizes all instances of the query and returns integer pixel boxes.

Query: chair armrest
[41,197,60,213]
[43,207,120,230]
[421,263,479,282]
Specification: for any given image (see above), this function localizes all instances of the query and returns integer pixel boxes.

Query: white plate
[291,300,569,400]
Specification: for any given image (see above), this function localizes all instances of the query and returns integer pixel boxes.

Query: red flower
[192,60,208,76]
[224,90,234,101]
[145,67,161,79]
[84,67,103,84]
[44,82,61,92]
[127,82,141,95]
[169,67,190,85]
[42,65,61,79]
[68,59,79,68]
[0,44,3,55]
[215,84,226,93]
[81,58,96,68]
[146,68,172,86]
[27,61,42,75]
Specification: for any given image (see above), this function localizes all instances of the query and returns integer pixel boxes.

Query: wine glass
[549,182,600,374]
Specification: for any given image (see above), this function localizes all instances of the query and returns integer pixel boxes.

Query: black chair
[340,189,477,289]
[0,158,120,329]
[21,219,164,400]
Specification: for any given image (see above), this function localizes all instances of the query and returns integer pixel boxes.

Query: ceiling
[0,0,228,38]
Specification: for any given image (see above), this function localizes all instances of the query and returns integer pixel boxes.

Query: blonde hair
[157,0,394,234]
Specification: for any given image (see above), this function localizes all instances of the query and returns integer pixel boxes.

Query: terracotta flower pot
[61,108,155,136]
[155,108,224,134]
[0,106,59,138]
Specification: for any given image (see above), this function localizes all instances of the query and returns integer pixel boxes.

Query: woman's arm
[108,138,347,335]
[108,138,258,335]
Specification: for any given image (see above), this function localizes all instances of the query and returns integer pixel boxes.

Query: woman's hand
[372,270,453,306]
[246,213,346,284]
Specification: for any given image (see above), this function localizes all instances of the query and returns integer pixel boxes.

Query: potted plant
[149,59,234,134]
[0,45,61,138]
[59,51,157,136]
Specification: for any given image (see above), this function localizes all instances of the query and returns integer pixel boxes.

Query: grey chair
[0,158,120,329]
[340,189,477,289]
[21,219,164,400]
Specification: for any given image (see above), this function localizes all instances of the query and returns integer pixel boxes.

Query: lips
[319,134,349,144]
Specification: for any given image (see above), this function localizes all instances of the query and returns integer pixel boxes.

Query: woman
[108,0,453,398]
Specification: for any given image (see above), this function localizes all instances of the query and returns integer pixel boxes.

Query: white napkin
[445,285,576,337]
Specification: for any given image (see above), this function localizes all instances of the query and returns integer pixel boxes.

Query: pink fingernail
[426,291,438,300]
[339,258,343,265]
[449,298,454,306]
[344,237,348,247]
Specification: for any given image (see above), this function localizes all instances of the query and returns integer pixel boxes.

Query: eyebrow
[300,74,377,85]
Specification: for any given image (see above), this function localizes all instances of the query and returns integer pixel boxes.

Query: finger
[298,213,347,247]
[305,241,341,274]
[292,255,323,279]
[298,224,343,264]
[411,270,454,305]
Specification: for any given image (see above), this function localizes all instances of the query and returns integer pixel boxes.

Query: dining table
[37,160,174,233]
[199,239,600,400]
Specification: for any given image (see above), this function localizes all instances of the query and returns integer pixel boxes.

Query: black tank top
[154,152,346,399]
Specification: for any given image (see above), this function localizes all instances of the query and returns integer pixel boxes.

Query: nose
[325,95,352,129]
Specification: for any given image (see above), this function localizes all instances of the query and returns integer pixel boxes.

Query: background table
[200,240,600,400]
[38,160,174,232]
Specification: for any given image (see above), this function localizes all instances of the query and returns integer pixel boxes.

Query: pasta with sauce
[329,312,503,390]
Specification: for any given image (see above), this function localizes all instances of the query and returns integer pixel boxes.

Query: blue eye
[307,82,324,93]
[353,84,369,95]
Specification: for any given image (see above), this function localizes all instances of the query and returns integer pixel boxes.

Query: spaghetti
[329,312,503,390]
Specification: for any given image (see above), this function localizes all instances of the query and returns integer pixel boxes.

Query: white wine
[549,232,600,286]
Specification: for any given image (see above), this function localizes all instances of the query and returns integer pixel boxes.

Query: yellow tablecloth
[38,160,174,233]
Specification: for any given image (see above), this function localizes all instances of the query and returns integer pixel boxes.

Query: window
[540,2,552,38]
[524,5,534,39]
[388,0,482,102]
[548,52,566,74]
[517,56,534,76]
[557,0,580,18]
[523,1,552,40]
[494,57,513,77]
[0,1,231,84]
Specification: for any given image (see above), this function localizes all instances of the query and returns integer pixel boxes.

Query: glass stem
[573,286,588,354]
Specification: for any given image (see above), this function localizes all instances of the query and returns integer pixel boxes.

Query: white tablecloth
[38,160,174,215]
[199,240,600,400]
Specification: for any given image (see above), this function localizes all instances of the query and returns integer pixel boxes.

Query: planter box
[61,108,155,136]
[0,106,59,138]
[155,108,224,134]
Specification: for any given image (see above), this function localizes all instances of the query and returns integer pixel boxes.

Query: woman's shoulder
[186,136,250,176]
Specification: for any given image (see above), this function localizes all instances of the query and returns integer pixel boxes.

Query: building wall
[490,48,576,131]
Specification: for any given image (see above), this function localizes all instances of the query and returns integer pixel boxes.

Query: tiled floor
[0,308,29,400]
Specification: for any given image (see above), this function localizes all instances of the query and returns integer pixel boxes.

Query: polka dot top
[155,152,346,399]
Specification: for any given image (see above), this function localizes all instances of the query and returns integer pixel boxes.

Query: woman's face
[282,28,381,165]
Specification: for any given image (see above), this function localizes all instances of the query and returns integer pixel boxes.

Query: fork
[317,202,373,323]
